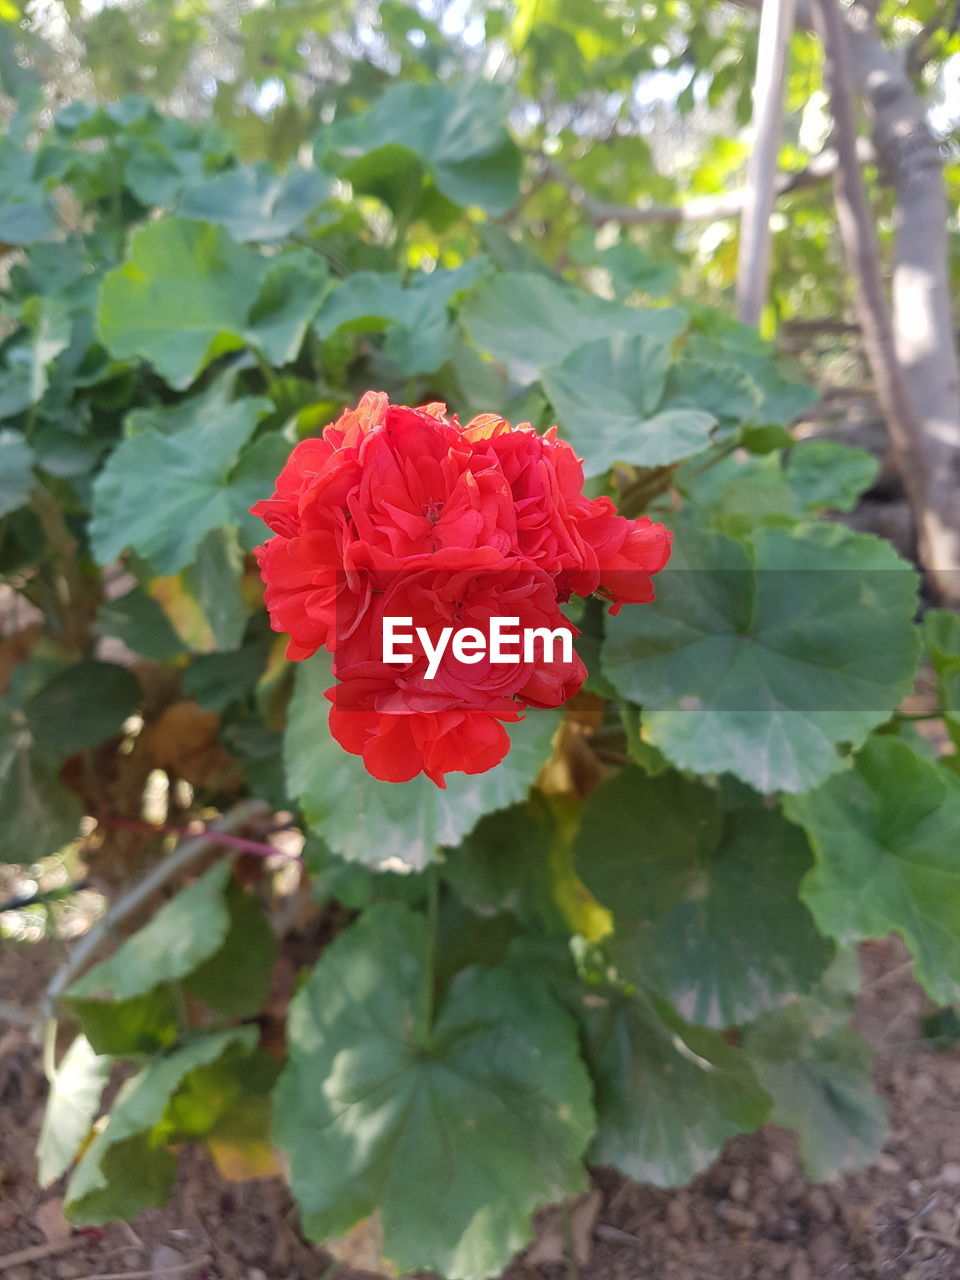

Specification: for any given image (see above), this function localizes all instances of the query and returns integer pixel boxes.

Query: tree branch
[536,142,871,227]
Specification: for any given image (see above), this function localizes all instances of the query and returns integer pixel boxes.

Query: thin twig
[0,1236,88,1271]
[594,1224,647,1248]
[912,1228,960,1250]
[45,799,269,1014]
[98,815,300,861]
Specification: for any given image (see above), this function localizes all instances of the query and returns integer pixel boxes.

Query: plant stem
[45,799,270,1014]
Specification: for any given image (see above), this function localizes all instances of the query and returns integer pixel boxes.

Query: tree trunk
[811,0,929,547]
[737,0,797,325]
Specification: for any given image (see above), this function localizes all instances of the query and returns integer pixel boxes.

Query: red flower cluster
[251,393,671,787]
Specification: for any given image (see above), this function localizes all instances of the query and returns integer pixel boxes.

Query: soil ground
[3,935,960,1280]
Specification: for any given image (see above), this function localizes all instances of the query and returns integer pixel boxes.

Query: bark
[810,0,929,542]
[737,0,797,325]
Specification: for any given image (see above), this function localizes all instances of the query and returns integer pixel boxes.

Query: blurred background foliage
[2,0,958,348]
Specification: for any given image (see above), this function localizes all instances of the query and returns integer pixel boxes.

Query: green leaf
[602,521,921,793]
[575,768,831,1026]
[0,429,35,516]
[67,989,179,1058]
[544,335,715,476]
[660,359,762,431]
[675,450,800,540]
[285,655,560,869]
[96,587,185,662]
[580,985,770,1186]
[926,607,960,670]
[328,80,522,215]
[181,527,246,651]
[315,261,488,375]
[687,330,818,426]
[786,735,960,1004]
[572,237,678,299]
[785,440,879,512]
[442,797,566,932]
[245,248,331,366]
[925,608,960,747]
[183,880,277,1018]
[98,218,262,388]
[743,1002,887,1182]
[182,645,266,712]
[275,902,593,1277]
[0,712,83,863]
[37,1034,112,1187]
[65,1027,256,1224]
[178,161,331,241]
[25,660,141,758]
[66,861,234,1007]
[460,271,685,375]
[0,138,56,244]
[157,1043,279,1147]
[89,396,271,574]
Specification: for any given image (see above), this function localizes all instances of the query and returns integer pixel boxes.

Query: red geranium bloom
[252,393,671,787]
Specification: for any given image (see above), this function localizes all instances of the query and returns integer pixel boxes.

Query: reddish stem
[98,815,303,862]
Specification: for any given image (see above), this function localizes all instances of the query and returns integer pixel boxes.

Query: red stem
[98,815,303,862]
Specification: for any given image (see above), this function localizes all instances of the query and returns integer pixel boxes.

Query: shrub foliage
[1,77,956,1278]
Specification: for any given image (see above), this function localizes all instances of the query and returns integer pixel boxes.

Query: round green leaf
[787,736,960,1004]
[275,902,594,1277]
[743,1003,888,1182]
[89,395,270,574]
[442,797,566,932]
[575,768,832,1026]
[785,440,880,512]
[315,261,488,375]
[544,335,716,476]
[178,161,331,241]
[580,986,770,1186]
[327,81,522,215]
[460,271,685,375]
[660,359,762,431]
[98,217,262,388]
[602,521,921,793]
